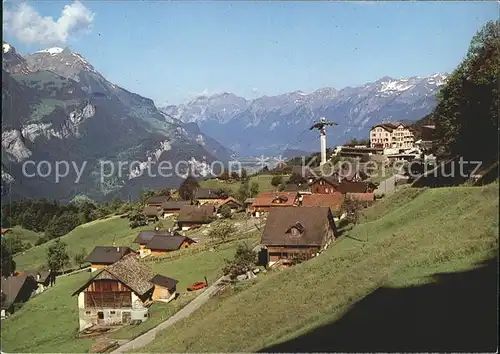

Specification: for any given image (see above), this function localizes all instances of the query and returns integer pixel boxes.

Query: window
[97,311,104,319]
[110,311,116,314]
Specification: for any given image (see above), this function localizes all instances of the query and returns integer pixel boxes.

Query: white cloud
[3,1,95,45]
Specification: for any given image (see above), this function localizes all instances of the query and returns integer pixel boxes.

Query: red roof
[252,192,299,207]
[301,193,344,213]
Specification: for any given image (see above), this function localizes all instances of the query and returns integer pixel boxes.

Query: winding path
[109,275,229,353]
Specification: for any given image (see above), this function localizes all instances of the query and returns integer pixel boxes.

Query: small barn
[216,197,243,214]
[143,235,196,257]
[161,200,192,218]
[151,275,178,303]
[177,205,216,230]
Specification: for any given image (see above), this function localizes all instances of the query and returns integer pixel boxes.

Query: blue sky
[3,1,498,105]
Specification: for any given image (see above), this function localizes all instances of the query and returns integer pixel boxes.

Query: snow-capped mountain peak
[35,47,65,55]
[3,43,12,54]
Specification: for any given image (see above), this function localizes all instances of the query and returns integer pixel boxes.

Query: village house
[333,165,370,182]
[161,200,192,218]
[300,192,345,218]
[1,228,11,237]
[142,205,161,223]
[1,275,38,317]
[310,177,375,195]
[134,230,183,258]
[85,246,137,272]
[260,206,338,267]
[144,195,171,208]
[151,275,178,303]
[216,197,243,214]
[21,270,52,294]
[177,204,216,230]
[370,122,415,150]
[72,254,175,331]
[250,192,299,217]
[143,234,196,257]
[195,188,228,205]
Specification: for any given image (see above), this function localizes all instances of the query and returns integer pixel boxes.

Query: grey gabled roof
[134,230,181,245]
[72,254,154,297]
[84,246,135,264]
[150,274,178,291]
[161,200,191,210]
[145,235,195,251]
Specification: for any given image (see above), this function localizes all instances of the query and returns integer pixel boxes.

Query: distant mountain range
[2,41,447,202]
[2,43,233,202]
[161,73,447,156]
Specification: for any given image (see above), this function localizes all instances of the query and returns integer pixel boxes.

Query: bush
[219,205,232,219]
[222,244,257,279]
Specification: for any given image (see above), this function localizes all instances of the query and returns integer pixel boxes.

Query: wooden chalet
[195,188,228,205]
[300,192,345,217]
[143,235,196,257]
[151,275,178,303]
[144,195,171,207]
[85,246,137,272]
[72,254,160,331]
[177,205,216,230]
[216,197,243,214]
[134,230,182,258]
[1,275,38,317]
[20,270,52,293]
[250,192,299,216]
[142,205,161,222]
[260,207,337,267]
[310,177,374,194]
[161,200,192,217]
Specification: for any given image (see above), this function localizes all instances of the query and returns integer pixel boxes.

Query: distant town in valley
[1,2,498,353]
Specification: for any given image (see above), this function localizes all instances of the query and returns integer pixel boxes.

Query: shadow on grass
[260,256,498,353]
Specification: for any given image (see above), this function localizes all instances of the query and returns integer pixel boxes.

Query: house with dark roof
[250,192,299,217]
[85,246,137,272]
[144,195,171,207]
[151,275,178,303]
[310,177,374,194]
[144,235,196,257]
[260,206,337,267]
[20,270,52,293]
[72,254,177,331]
[195,188,227,205]
[177,205,216,230]
[161,200,192,217]
[1,275,38,316]
[142,206,161,222]
[216,197,243,214]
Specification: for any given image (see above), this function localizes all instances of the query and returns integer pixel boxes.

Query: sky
[3,1,499,105]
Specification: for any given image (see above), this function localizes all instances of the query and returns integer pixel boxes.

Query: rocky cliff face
[1,44,231,202]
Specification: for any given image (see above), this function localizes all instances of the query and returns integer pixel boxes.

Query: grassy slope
[200,174,276,194]
[0,235,258,353]
[4,225,43,245]
[140,184,499,352]
[13,216,152,271]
